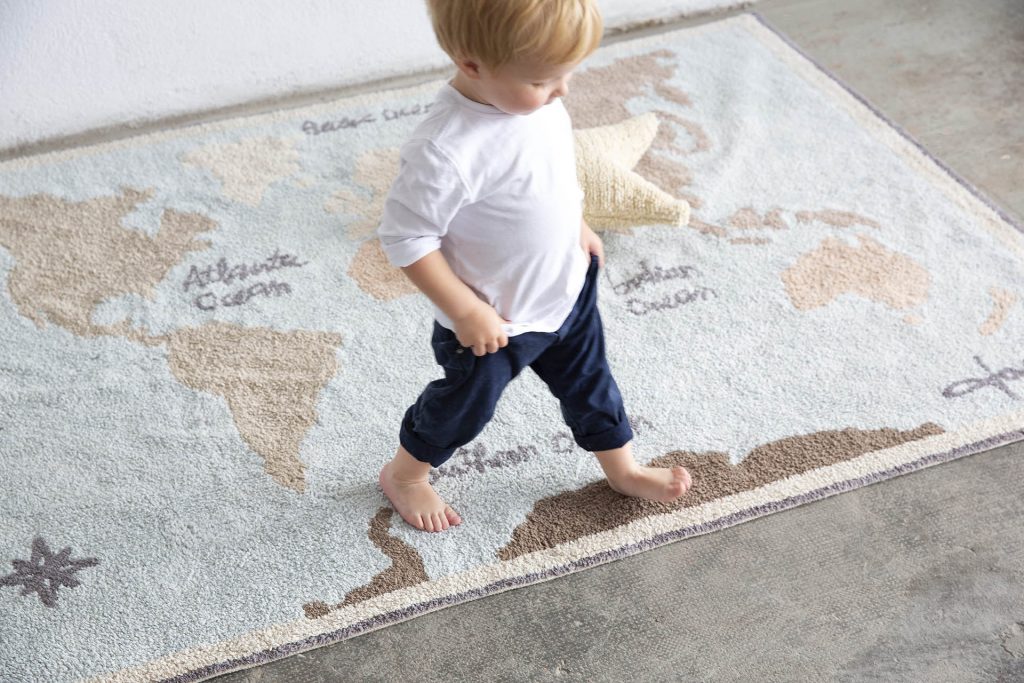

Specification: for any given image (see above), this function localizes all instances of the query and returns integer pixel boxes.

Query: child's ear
[455,57,482,80]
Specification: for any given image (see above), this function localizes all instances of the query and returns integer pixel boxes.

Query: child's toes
[445,506,462,526]
[671,466,692,494]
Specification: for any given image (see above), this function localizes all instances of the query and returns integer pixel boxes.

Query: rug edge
[0,13,752,175]
[100,412,1024,683]
[744,10,1024,244]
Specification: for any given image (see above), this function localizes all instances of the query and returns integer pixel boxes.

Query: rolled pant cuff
[399,418,455,468]
[575,420,635,453]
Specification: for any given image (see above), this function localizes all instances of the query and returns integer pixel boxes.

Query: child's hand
[580,218,604,268]
[451,300,510,356]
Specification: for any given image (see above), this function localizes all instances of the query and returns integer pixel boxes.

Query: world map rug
[2,11,1024,682]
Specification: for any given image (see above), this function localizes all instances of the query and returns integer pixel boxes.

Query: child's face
[473,58,580,115]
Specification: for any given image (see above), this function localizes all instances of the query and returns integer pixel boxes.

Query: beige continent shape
[979,285,1017,336]
[157,322,343,493]
[0,188,344,493]
[781,233,930,312]
[182,135,301,207]
[325,147,401,241]
[0,187,214,339]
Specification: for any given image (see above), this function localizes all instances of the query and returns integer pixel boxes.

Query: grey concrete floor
[200,0,1024,681]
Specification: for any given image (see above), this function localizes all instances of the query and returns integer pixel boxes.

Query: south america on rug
[1,11,1023,682]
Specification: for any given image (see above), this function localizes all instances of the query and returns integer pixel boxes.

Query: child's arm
[376,138,506,355]
[402,250,509,356]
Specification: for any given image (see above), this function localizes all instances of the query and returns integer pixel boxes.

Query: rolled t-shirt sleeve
[376,138,471,268]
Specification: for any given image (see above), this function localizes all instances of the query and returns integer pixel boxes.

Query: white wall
[0,0,750,153]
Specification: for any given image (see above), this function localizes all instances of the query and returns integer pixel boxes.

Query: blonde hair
[426,0,603,71]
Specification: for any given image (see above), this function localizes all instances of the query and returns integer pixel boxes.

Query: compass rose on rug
[0,536,99,608]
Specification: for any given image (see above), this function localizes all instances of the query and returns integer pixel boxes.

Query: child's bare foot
[594,442,693,502]
[606,464,692,502]
[379,446,462,532]
[602,464,692,501]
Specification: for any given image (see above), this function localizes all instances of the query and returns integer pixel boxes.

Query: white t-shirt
[376,80,589,337]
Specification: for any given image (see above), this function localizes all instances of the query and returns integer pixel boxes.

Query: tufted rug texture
[2,12,1023,682]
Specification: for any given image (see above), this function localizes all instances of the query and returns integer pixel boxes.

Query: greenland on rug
[1,11,1022,683]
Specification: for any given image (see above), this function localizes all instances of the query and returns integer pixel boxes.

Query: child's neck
[450,72,493,107]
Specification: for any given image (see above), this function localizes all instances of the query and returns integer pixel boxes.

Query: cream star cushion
[574,112,691,230]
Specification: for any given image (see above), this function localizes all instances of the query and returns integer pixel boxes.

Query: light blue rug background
[1,13,1022,681]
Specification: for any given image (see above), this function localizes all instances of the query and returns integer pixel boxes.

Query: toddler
[376,0,693,533]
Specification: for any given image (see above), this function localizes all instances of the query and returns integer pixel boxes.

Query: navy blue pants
[400,253,634,468]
